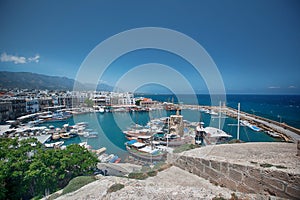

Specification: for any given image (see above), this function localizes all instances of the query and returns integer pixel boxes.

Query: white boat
[45,141,64,148]
[240,120,261,132]
[99,107,105,113]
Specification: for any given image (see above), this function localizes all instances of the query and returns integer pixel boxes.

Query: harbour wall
[168,153,300,199]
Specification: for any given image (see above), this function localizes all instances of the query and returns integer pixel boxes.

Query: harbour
[2,98,298,163]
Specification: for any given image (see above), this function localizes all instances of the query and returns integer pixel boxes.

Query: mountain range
[0,71,115,91]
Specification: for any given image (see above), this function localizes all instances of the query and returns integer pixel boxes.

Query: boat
[109,155,119,163]
[44,141,64,148]
[52,133,60,140]
[125,140,166,161]
[240,120,261,132]
[83,131,98,138]
[203,126,232,144]
[98,154,115,163]
[209,110,218,116]
[60,132,71,139]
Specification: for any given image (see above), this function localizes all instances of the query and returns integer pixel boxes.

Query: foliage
[146,171,157,177]
[0,138,98,200]
[84,98,94,107]
[61,176,96,195]
[128,172,149,180]
[260,163,287,169]
[107,183,124,193]
[173,143,197,153]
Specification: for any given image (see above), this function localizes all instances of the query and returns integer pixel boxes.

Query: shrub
[107,183,125,193]
[62,176,96,195]
[128,172,148,180]
[147,171,158,177]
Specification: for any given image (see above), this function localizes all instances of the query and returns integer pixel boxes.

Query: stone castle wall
[168,154,300,199]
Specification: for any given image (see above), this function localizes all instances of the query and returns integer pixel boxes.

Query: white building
[26,98,39,113]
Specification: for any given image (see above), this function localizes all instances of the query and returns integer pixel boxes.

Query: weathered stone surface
[244,175,263,192]
[169,143,299,200]
[219,177,237,191]
[262,176,285,191]
[237,183,256,194]
[247,166,262,180]
[205,166,221,181]
[220,162,229,175]
[229,168,243,182]
[210,160,221,171]
[231,163,247,172]
[262,184,289,199]
[285,185,300,199]
[202,159,210,167]
[263,170,291,183]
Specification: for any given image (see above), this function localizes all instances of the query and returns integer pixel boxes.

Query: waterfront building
[6,98,26,119]
[0,101,13,123]
[93,92,111,106]
[38,97,53,110]
[139,98,158,108]
[25,98,39,113]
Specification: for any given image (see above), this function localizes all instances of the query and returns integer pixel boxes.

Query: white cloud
[0,52,40,64]
[28,54,40,63]
[288,85,296,89]
[268,86,280,89]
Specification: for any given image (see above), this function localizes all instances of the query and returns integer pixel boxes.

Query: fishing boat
[125,140,166,161]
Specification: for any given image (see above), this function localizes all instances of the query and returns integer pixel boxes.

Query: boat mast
[167,116,169,148]
[237,103,240,140]
[218,101,221,130]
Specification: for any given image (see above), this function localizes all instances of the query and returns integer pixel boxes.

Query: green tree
[0,138,98,199]
[84,98,94,107]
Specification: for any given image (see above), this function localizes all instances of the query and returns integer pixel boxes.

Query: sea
[40,94,300,159]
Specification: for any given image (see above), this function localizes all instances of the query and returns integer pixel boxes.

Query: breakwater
[182,104,300,142]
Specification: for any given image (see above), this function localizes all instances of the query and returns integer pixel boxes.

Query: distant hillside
[0,71,114,91]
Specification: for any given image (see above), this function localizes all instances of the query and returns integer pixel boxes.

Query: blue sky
[0,0,299,94]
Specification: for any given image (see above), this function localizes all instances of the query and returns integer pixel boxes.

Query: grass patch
[107,183,124,193]
[62,176,96,195]
[259,163,287,169]
[173,144,197,153]
[275,165,287,169]
[147,170,158,177]
[260,163,273,168]
[128,172,148,180]
[47,192,61,200]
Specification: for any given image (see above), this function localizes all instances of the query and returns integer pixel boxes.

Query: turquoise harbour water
[41,109,284,159]
[40,95,299,158]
